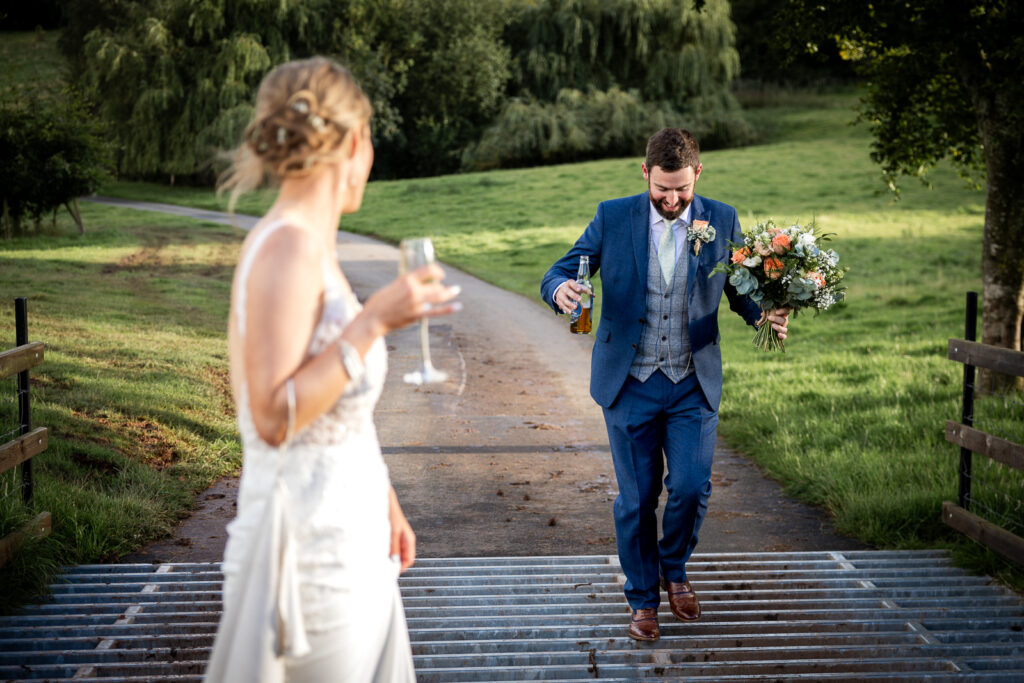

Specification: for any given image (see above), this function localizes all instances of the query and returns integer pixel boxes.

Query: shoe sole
[670,608,701,621]
[627,630,660,641]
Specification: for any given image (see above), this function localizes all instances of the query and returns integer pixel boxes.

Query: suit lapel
[631,193,650,286]
[687,195,710,299]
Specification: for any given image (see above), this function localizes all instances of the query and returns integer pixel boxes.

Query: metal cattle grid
[1,550,1023,681]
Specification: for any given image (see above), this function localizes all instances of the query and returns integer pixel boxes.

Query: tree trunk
[2,199,9,240]
[65,198,85,235]
[977,110,1024,392]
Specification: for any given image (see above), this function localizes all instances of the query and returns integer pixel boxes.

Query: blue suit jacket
[541,192,761,410]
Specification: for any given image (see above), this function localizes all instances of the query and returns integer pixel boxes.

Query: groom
[541,128,790,641]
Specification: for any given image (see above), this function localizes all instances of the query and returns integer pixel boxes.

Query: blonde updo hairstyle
[219,57,373,211]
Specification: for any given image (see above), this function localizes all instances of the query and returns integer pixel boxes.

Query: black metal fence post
[15,297,33,509]
[958,291,977,510]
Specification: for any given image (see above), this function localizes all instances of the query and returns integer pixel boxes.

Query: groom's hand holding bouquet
[712,219,847,352]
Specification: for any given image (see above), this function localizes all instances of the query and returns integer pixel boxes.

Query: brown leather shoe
[628,607,660,641]
[662,579,701,621]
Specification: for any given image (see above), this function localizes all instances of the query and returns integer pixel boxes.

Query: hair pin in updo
[289,98,328,133]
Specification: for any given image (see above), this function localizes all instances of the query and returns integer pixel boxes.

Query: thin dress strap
[235,219,292,337]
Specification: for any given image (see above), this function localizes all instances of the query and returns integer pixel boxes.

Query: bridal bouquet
[711,219,847,352]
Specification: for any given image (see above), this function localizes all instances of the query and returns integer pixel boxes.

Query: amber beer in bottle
[569,255,593,334]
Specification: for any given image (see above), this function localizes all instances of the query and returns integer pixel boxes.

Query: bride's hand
[388,487,416,573]
[362,264,461,334]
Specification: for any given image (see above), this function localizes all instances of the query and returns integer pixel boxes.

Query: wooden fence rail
[942,291,1024,567]
[0,298,50,569]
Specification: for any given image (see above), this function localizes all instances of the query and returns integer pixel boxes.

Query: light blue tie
[658,218,676,286]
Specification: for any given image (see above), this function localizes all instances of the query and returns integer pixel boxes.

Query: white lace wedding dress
[204,220,415,683]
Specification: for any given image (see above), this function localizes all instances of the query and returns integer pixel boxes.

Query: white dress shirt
[649,200,693,266]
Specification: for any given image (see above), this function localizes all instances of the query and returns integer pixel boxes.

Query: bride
[204,57,460,682]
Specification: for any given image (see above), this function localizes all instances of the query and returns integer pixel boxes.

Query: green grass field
[0,30,67,98]
[0,207,243,611]
[2,31,1022,606]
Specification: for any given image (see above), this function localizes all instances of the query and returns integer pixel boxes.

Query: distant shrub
[463,87,756,171]
[0,92,112,237]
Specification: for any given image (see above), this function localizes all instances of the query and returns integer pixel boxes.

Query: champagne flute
[399,238,448,385]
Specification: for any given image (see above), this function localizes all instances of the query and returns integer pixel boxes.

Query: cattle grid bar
[1,550,1023,681]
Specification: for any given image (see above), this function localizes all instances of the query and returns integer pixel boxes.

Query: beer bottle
[569,255,593,334]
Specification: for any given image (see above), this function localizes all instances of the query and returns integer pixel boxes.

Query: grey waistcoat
[629,235,693,383]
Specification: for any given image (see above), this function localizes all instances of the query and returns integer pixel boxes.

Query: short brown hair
[645,128,699,172]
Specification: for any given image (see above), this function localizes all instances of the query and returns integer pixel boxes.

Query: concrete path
[85,196,863,564]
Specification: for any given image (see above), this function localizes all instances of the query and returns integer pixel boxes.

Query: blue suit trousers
[602,371,717,609]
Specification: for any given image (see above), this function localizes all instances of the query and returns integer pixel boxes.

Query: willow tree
[782,0,1024,385]
[63,0,510,180]
[471,0,753,169]
[343,0,512,177]
[504,0,742,118]
[66,0,336,180]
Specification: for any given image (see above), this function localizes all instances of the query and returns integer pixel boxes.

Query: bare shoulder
[244,220,319,264]
[238,223,322,292]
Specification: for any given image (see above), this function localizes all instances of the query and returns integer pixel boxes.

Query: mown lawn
[0,29,66,98]
[0,206,243,611]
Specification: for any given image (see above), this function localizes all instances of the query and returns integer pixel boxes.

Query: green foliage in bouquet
[711,219,848,351]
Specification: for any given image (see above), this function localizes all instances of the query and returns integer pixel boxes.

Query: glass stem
[419,318,433,368]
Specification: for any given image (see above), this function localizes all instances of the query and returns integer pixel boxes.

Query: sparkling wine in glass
[399,238,448,385]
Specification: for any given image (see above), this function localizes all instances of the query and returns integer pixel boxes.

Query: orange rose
[731,247,751,264]
[771,233,791,255]
[763,256,784,280]
[807,271,826,288]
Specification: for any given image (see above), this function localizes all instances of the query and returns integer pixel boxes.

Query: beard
[648,190,690,221]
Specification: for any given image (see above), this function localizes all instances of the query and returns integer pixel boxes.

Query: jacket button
[663,315,668,320]
[661,336,667,341]
[631,343,638,350]
[638,318,646,325]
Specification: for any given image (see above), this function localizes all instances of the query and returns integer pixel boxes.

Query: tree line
[50,0,748,182]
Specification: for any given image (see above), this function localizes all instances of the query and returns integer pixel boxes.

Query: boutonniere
[687,220,716,256]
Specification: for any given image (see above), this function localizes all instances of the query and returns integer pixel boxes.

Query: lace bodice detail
[234,220,387,450]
